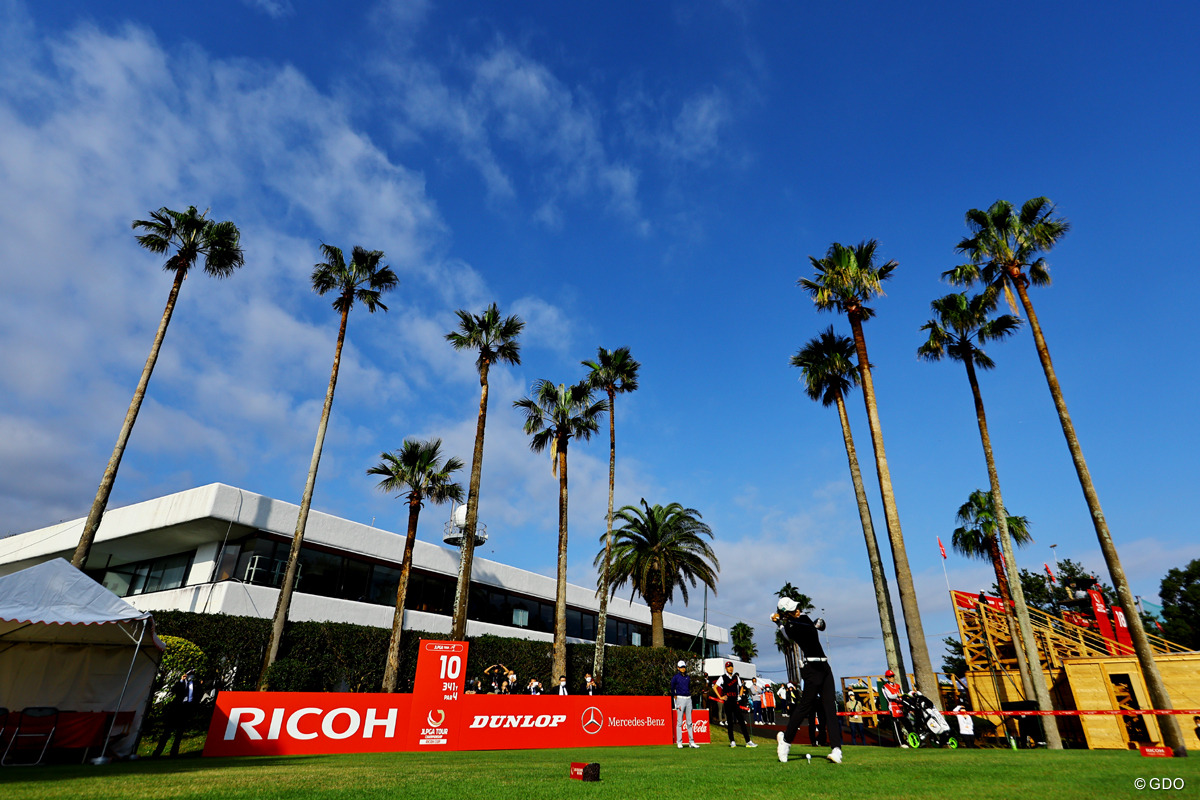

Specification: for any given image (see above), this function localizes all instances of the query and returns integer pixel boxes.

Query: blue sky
[2,1,1198,681]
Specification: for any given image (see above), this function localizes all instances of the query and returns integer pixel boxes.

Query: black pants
[722,698,751,743]
[153,703,194,757]
[783,662,843,749]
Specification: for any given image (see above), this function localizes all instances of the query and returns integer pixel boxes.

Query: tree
[775,582,814,612]
[952,489,1033,600]
[259,245,397,688]
[793,326,907,686]
[951,489,1042,705]
[73,206,243,568]
[1008,558,1113,613]
[948,198,1185,755]
[367,439,464,691]
[918,290,1058,743]
[598,499,720,649]
[941,636,967,678]
[799,240,939,704]
[515,380,607,680]
[730,622,757,663]
[1159,559,1200,650]
[581,346,640,684]
[445,304,524,640]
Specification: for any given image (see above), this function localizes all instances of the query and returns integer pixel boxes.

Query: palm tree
[799,240,939,704]
[581,346,641,684]
[951,490,1033,606]
[514,380,607,680]
[947,199,1185,753]
[730,622,757,663]
[598,499,720,648]
[259,245,397,688]
[918,289,1055,733]
[368,439,464,692]
[445,304,524,640]
[792,327,907,687]
[72,206,243,568]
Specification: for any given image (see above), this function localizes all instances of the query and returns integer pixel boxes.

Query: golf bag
[899,691,956,749]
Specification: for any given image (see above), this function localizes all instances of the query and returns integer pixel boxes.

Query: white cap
[777,597,800,613]
[677,660,686,668]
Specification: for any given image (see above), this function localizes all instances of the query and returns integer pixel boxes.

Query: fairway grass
[2,736,1195,800]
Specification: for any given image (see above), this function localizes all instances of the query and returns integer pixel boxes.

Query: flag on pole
[938,537,946,560]
[1044,563,1056,583]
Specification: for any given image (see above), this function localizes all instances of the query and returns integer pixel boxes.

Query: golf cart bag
[900,691,956,749]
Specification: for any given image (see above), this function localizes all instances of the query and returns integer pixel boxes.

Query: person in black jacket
[153,669,201,757]
[773,597,843,764]
[711,661,756,747]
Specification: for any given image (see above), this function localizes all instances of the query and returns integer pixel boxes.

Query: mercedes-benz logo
[581,706,604,735]
[427,709,445,727]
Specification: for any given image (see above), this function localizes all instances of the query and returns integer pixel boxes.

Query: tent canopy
[0,558,165,647]
[0,559,164,757]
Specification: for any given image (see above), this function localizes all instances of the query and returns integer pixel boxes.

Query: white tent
[0,558,164,758]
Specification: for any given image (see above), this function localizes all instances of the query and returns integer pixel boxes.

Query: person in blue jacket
[670,660,700,748]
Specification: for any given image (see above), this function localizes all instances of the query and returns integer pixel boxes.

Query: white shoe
[677,743,683,748]
[776,732,790,763]
[900,743,909,749]
[689,743,700,749]
[826,748,842,764]
[730,741,737,747]
[746,741,758,748]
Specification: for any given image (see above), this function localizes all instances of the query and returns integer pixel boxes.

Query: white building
[0,484,725,654]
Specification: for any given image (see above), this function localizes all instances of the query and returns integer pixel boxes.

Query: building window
[99,551,194,598]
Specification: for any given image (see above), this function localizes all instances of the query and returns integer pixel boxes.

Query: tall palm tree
[514,380,607,680]
[445,304,524,640]
[792,327,907,687]
[730,622,757,663]
[598,499,720,648]
[918,289,1056,737]
[259,245,397,688]
[368,439,464,692]
[947,198,1185,754]
[73,206,243,569]
[799,240,939,704]
[581,346,641,683]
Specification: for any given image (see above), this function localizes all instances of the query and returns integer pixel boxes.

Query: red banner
[1089,589,1118,652]
[1110,606,1135,655]
[204,693,710,756]
[952,590,1009,613]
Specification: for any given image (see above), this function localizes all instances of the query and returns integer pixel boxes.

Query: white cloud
[380,39,645,229]
[241,0,294,18]
[0,17,462,532]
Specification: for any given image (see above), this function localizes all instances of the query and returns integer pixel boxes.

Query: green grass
[2,734,1196,800]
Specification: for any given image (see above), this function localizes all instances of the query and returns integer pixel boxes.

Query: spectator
[845,690,866,745]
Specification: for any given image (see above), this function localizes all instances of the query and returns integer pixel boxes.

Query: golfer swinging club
[773,597,843,765]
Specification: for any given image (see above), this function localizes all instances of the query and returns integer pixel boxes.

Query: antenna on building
[443,500,487,548]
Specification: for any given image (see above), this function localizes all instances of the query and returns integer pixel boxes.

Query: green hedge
[152,611,704,696]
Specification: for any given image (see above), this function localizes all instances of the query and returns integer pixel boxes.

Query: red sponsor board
[1140,745,1173,757]
[677,709,711,742]
[205,693,696,756]
[204,692,414,756]
[409,640,469,751]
